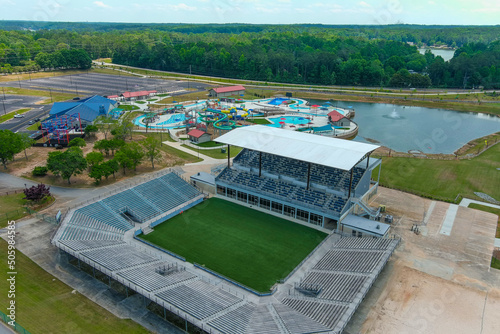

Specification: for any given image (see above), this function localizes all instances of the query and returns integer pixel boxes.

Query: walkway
[459,198,500,210]
[162,140,228,166]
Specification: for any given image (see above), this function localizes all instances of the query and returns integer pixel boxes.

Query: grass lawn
[468,203,500,238]
[246,118,272,125]
[492,257,500,270]
[181,144,242,159]
[0,240,150,334]
[191,141,224,148]
[0,108,31,123]
[135,101,147,104]
[26,122,41,130]
[374,142,500,202]
[0,193,29,227]
[119,104,140,111]
[140,198,327,292]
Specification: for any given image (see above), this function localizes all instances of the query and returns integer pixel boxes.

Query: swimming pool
[267,115,312,127]
[267,97,290,106]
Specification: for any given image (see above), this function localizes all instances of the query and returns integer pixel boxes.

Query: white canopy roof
[217,125,379,171]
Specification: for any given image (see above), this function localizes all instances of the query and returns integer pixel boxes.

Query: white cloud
[428,1,436,4]
[277,0,291,3]
[94,1,111,9]
[359,1,371,7]
[171,3,197,11]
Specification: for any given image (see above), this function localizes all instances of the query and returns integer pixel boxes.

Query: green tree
[94,139,111,156]
[102,158,119,179]
[94,115,117,140]
[47,147,87,184]
[84,125,98,138]
[68,137,86,148]
[18,132,34,161]
[118,142,144,171]
[114,150,133,174]
[85,151,104,169]
[0,130,23,169]
[89,163,104,184]
[141,137,163,169]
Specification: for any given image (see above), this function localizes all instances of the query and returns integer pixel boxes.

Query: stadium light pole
[1,99,6,116]
[2,87,5,100]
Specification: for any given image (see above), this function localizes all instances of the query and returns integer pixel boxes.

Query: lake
[312,100,500,154]
[418,48,455,62]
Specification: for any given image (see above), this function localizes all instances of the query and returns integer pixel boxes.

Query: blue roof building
[48,95,117,124]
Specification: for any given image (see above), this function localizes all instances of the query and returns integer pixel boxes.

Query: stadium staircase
[352,198,381,219]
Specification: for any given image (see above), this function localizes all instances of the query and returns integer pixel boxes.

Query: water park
[131,96,358,139]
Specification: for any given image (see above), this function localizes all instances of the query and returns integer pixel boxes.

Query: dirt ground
[6,132,189,187]
[354,187,500,334]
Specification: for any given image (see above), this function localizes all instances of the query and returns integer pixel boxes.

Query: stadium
[51,125,399,334]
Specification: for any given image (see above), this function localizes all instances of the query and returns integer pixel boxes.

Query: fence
[0,311,31,334]
[0,189,24,196]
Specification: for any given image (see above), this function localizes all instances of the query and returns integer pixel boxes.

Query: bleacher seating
[281,298,349,330]
[233,149,366,191]
[208,303,256,334]
[272,303,331,334]
[80,245,159,271]
[117,262,196,292]
[313,249,385,273]
[216,167,348,216]
[103,190,160,221]
[300,271,369,302]
[155,280,242,320]
[76,202,133,231]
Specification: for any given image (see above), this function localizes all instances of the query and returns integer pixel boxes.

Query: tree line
[0,25,499,88]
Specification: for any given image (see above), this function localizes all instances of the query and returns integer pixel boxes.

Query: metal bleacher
[155,280,243,320]
[116,262,197,292]
[233,148,366,191]
[217,167,348,216]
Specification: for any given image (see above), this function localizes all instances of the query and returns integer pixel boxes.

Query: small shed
[187,129,211,144]
[328,110,351,127]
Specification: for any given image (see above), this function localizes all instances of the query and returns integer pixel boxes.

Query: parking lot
[0,73,209,96]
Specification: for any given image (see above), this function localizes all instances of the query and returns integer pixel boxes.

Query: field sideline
[140,198,327,292]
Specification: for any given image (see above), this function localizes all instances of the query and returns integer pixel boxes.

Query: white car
[14,114,24,118]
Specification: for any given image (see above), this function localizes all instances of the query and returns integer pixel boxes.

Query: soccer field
[140,198,327,292]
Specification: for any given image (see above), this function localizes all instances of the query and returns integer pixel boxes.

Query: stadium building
[215,125,386,236]
[51,127,398,334]
[47,95,117,126]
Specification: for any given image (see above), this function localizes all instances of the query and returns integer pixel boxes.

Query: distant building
[121,90,157,101]
[187,129,212,144]
[47,95,117,127]
[208,85,245,98]
[328,110,351,127]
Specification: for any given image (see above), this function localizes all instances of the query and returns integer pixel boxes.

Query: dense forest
[0,22,499,89]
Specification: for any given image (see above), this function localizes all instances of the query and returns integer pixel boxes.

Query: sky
[0,0,499,25]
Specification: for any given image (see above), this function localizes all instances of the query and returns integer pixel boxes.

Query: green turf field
[140,198,327,292]
[374,143,500,202]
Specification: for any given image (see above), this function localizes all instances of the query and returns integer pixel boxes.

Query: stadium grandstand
[51,129,399,333]
[215,125,387,236]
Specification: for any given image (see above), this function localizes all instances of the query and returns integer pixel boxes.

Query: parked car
[28,120,34,125]
[14,114,24,118]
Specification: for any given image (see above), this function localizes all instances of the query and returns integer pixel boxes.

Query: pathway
[459,198,500,210]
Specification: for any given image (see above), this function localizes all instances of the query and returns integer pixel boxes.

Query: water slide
[198,108,240,130]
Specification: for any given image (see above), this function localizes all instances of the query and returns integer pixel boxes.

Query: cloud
[428,0,436,4]
[359,1,371,7]
[94,1,111,9]
[171,3,197,11]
